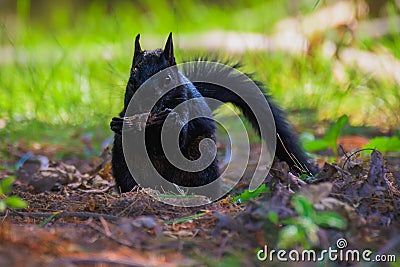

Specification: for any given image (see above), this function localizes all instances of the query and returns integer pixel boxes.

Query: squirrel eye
[164,73,172,86]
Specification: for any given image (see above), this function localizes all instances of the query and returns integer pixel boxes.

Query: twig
[338,145,351,181]
[49,258,150,267]
[0,209,8,224]
[85,220,137,248]
[117,187,141,217]
[339,145,350,162]
[99,216,112,236]
[329,193,355,204]
[0,210,121,221]
[341,148,376,170]
[78,186,112,193]
[277,133,312,176]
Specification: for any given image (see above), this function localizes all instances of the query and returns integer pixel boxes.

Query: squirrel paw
[147,108,173,128]
[110,117,124,135]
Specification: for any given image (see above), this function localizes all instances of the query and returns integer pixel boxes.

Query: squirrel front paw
[146,108,173,128]
[111,113,150,134]
[110,117,124,135]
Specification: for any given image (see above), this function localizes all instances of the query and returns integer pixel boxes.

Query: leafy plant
[275,195,346,249]
[38,211,62,227]
[234,184,270,203]
[0,176,28,211]
[164,213,206,225]
[363,135,400,152]
[302,115,349,155]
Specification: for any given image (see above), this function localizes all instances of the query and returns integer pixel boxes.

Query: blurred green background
[0,0,399,160]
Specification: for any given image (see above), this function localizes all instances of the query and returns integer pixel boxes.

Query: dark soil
[1,142,400,266]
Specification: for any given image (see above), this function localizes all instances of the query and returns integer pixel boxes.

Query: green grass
[0,0,290,126]
[0,0,399,161]
[0,120,109,160]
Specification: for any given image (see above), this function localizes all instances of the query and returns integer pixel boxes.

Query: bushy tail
[183,60,315,176]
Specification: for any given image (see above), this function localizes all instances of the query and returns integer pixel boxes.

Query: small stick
[0,210,121,221]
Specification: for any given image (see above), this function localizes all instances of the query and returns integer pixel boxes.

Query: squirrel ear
[132,34,142,66]
[134,34,142,55]
[163,32,176,66]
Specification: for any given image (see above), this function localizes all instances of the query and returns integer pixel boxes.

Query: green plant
[0,176,28,211]
[234,184,270,203]
[275,195,346,249]
[363,135,400,152]
[164,213,206,225]
[302,115,349,155]
[38,211,62,227]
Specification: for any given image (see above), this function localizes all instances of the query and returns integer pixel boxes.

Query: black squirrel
[110,33,315,193]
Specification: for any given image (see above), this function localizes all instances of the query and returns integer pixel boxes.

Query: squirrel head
[129,33,177,90]
[124,33,181,111]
